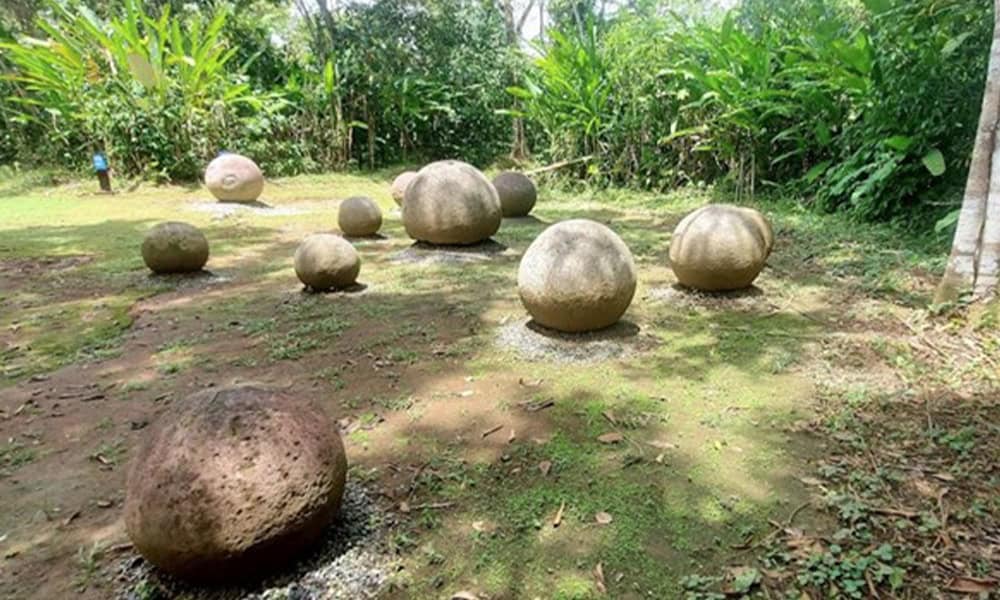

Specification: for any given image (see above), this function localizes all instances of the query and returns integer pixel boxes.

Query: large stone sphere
[338,196,382,237]
[518,219,637,333]
[294,234,360,291]
[204,153,264,203]
[141,222,209,274]
[669,204,773,291]
[124,386,348,582]
[492,171,537,217]
[390,171,417,206]
[402,161,502,245]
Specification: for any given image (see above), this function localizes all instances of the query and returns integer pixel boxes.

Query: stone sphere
[338,196,382,237]
[402,160,502,245]
[492,171,537,217]
[518,219,637,333]
[294,234,360,291]
[124,386,348,582]
[141,222,209,274]
[204,153,264,203]
[390,171,417,206]
[669,204,774,291]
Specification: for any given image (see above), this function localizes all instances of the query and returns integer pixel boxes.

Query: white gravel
[495,317,654,363]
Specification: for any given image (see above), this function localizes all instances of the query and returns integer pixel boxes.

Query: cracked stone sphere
[141,222,209,274]
[668,204,773,291]
[402,160,502,245]
[124,386,348,582]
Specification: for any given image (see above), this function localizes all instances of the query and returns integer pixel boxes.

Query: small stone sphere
[518,219,637,333]
[669,204,773,291]
[402,160,502,245]
[204,153,264,203]
[141,222,209,274]
[338,196,383,237]
[124,386,348,582]
[492,171,537,217]
[294,234,361,291]
[390,171,417,206]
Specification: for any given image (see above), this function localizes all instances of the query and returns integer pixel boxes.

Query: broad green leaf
[884,136,914,152]
[942,33,973,58]
[804,160,833,184]
[922,149,946,177]
[935,208,961,233]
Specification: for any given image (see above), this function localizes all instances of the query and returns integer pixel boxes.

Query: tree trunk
[935,0,1000,302]
[498,0,530,160]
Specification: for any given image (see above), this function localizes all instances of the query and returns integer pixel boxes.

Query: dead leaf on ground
[647,440,677,450]
[518,378,544,387]
[602,410,617,425]
[799,476,825,487]
[595,511,613,525]
[598,432,624,444]
[508,429,516,444]
[593,562,607,594]
[945,576,998,594]
[553,501,566,528]
[538,460,552,476]
[451,592,479,600]
[932,472,956,482]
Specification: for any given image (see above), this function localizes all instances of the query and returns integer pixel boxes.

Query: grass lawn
[0,169,997,599]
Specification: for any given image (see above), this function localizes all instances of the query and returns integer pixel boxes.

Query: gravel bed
[114,483,394,600]
[645,284,771,312]
[390,239,511,265]
[495,318,653,363]
[186,201,330,219]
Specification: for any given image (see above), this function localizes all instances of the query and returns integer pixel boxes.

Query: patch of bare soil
[0,255,94,288]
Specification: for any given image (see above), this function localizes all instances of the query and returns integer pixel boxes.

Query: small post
[93,153,112,193]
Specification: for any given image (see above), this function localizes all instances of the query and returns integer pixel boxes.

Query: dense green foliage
[515,0,991,221]
[0,0,993,223]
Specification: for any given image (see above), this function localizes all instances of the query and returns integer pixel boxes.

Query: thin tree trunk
[935,0,1000,302]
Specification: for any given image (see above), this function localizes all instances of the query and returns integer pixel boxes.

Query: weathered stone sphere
[518,219,637,332]
[204,153,264,203]
[124,386,348,582]
[402,161,502,245]
[669,204,773,291]
[294,234,360,291]
[390,171,417,206]
[141,222,209,274]
[492,171,537,217]
[338,196,382,237]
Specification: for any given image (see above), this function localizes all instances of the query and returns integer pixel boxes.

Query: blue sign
[92,153,108,172]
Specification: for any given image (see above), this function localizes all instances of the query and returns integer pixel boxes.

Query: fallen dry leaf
[932,472,956,482]
[508,429,516,444]
[553,501,566,528]
[799,476,825,487]
[945,576,998,594]
[451,592,479,600]
[539,460,552,476]
[647,440,677,450]
[595,511,613,525]
[598,432,624,444]
[602,410,618,425]
[593,562,607,594]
